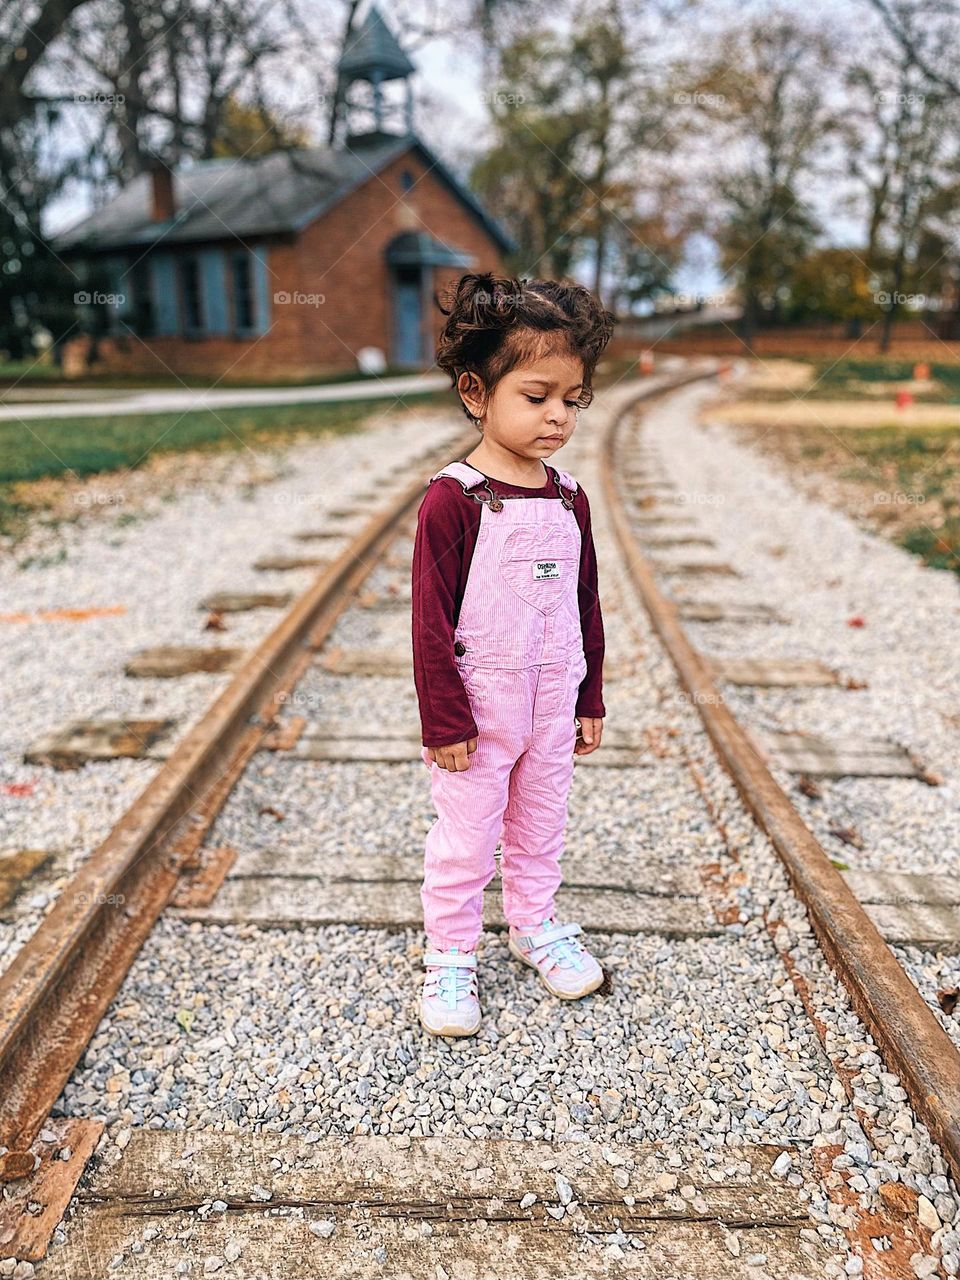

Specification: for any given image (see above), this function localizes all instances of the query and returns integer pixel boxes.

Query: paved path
[0,372,449,422]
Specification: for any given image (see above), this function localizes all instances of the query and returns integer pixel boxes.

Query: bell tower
[333,6,416,148]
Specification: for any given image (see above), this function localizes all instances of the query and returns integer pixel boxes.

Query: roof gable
[50,135,516,256]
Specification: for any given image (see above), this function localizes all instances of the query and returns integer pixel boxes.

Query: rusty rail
[600,374,960,1188]
[0,366,727,1170]
[0,435,482,1163]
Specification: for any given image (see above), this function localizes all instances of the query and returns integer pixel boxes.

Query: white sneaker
[420,946,481,1037]
[508,918,604,999]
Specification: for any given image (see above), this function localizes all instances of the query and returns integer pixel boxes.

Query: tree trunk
[880,237,906,353]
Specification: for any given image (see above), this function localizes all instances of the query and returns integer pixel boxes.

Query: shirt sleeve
[411,480,480,748]
[574,485,606,719]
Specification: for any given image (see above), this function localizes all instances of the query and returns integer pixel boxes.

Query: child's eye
[525,395,580,407]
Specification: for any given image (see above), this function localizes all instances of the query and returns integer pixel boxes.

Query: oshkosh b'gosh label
[532,560,561,579]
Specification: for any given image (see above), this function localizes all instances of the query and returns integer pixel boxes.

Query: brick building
[51,7,515,381]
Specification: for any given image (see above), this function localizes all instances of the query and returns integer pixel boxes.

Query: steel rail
[0,367,719,1171]
[0,435,481,1164]
[600,375,960,1188]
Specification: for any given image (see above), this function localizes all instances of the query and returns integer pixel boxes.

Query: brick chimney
[148,161,175,221]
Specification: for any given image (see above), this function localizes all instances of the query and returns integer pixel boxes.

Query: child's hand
[427,736,479,771]
[574,717,603,756]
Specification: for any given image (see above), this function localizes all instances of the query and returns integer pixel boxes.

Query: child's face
[462,350,585,461]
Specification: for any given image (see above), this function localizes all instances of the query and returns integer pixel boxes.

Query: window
[179,254,204,334]
[231,250,255,331]
[400,168,415,192]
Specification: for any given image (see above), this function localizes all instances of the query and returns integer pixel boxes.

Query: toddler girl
[411,272,615,1036]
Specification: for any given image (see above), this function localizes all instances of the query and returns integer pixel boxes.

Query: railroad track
[0,362,956,1278]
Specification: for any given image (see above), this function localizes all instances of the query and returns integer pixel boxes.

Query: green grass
[808,359,960,402]
[900,521,960,573]
[828,425,959,486]
[0,391,448,535]
[750,419,960,578]
[0,359,63,381]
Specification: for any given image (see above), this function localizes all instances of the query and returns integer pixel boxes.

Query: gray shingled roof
[51,136,516,255]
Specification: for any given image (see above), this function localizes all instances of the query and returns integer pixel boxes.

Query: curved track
[0,365,956,1278]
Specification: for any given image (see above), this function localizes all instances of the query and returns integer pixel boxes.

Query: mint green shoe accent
[508,918,603,1000]
[420,946,481,1036]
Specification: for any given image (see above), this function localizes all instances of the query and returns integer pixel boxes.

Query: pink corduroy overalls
[419,460,589,951]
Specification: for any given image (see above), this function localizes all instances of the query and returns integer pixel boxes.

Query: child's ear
[457,370,485,419]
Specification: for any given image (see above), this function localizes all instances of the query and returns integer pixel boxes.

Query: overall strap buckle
[429,461,503,511]
[479,477,504,512]
[553,474,576,509]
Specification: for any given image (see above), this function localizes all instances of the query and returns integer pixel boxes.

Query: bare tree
[845,4,960,349]
[866,0,960,97]
[677,8,841,347]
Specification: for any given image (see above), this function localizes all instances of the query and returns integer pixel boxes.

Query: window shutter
[149,253,179,335]
[251,246,270,334]
[199,248,228,335]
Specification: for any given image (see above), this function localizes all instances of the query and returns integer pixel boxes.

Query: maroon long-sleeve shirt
[411,464,606,749]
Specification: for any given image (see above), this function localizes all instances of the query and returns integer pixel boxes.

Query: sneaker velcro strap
[424,950,478,969]
[529,922,582,950]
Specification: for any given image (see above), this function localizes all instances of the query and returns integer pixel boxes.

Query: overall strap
[428,460,578,512]
[429,461,488,492]
[546,463,578,509]
[428,461,504,510]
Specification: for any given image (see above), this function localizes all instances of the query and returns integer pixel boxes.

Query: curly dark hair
[433,272,617,425]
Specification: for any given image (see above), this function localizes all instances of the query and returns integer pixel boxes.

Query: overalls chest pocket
[499,524,580,615]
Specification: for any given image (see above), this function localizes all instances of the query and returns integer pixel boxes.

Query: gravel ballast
[9,375,957,1277]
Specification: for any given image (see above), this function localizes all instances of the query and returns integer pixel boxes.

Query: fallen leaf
[846,615,866,628]
[2,782,36,797]
[828,826,864,850]
[937,988,959,1016]
[878,1181,918,1216]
